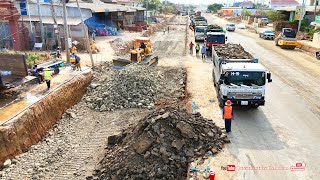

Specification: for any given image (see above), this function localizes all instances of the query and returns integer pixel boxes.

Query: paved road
[202,13,320,180]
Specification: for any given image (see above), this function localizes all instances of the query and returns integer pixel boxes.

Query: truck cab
[195,25,207,41]
[213,58,272,107]
[205,32,226,54]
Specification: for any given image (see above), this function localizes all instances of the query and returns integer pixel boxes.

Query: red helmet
[225,100,232,106]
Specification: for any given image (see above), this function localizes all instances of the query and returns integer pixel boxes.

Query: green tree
[243,9,252,16]
[267,11,286,21]
[207,3,223,13]
[137,0,161,10]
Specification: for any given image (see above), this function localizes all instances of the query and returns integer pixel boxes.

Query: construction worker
[163,28,166,35]
[189,41,194,54]
[222,100,234,133]
[74,54,82,71]
[43,68,52,90]
[201,45,206,60]
[195,44,200,57]
[167,26,170,33]
[71,45,77,54]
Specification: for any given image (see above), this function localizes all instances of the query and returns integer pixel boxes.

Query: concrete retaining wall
[0,70,93,167]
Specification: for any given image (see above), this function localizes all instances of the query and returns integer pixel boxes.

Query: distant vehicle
[261,18,269,25]
[259,29,275,40]
[205,25,226,54]
[181,11,188,16]
[189,10,196,16]
[275,28,298,49]
[226,23,235,32]
[237,23,245,29]
[195,25,207,42]
[316,51,320,60]
[206,9,212,13]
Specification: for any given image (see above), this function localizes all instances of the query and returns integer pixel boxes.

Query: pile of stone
[215,44,253,59]
[84,63,185,111]
[93,107,225,180]
[110,38,133,55]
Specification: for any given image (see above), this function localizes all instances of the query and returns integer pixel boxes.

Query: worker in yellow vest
[43,68,52,90]
[222,100,234,133]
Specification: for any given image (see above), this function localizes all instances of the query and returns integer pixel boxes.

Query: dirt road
[200,13,320,179]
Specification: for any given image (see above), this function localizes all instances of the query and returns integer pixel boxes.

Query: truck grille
[227,92,260,99]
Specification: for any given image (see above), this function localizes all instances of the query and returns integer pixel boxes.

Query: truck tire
[54,67,60,75]
[218,97,224,107]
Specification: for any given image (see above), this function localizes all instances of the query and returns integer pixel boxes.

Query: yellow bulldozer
[112,37,158,68]
[275,28,299,49]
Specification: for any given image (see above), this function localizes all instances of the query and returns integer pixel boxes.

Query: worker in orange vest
[222,100,234,133]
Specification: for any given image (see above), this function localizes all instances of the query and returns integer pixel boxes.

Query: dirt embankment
[0,70,92,167]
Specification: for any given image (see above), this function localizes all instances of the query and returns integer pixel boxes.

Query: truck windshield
[207,35,225,43]
[196,27,205,33]
[224,71,266,86]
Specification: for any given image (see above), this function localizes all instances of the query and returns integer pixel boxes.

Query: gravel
[84,63,186,112]
[93,107,225,180]
[214,44,253,59]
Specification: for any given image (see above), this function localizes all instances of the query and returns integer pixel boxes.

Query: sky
[165,0,311,6]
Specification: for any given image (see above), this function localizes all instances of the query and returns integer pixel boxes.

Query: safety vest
[223,106,233,119]
[44,70,52,81]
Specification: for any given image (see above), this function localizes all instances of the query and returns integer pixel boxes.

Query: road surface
[199,13,320,180]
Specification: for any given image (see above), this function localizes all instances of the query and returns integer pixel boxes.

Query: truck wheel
[251,105,259,108]
[54,68,60,75]
[218,98,224,107]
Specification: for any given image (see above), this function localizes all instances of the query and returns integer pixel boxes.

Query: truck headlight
[227,96,235,99]
[253,96,262,99]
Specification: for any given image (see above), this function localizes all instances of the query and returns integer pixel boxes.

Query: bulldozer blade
[142,55,159,67]
[112,58,132,69]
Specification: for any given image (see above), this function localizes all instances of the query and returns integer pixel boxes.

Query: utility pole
[145,0,148,20]
[27,1,34,46]
[50,0,61,49]
[298,0,306,32]
[36,0,45,44]
[63,0,70,63]
[314,0,318,19]
[76,0,94,67]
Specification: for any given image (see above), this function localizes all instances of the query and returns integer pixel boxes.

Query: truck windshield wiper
[230,83,239,87]
[240,84,250,88]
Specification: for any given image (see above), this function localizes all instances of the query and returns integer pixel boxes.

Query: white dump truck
[212,44,272,107]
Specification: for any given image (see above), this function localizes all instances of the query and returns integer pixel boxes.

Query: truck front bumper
[223,98,265,106]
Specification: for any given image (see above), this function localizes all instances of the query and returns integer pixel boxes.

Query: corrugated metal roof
[274,5,320,12]
[20,16,83,25]
[271,0,299,5]
[66,2,130,13]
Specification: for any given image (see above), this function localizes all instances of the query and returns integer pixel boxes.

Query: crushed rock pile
[110,38,133,55]
[84,63,186,111]
[215,44,253,59]
[93,107,225,180]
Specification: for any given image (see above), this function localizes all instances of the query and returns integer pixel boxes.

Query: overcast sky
[165,0,311,5]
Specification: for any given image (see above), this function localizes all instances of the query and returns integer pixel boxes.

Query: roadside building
[269,0,300,9]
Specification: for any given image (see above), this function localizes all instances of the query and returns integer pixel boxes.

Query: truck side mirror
[267,72,272,83]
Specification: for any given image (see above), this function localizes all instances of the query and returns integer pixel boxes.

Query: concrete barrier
[0,70,93,167]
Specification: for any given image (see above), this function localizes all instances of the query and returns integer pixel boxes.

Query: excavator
[275,28,299,49]
[112,37,158,69]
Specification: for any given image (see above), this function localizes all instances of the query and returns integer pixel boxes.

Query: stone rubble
[84,63,186,112]
[93,107,225,180]
[215,44,253,59]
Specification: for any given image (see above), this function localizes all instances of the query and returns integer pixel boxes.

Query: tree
[267,11,286,22]
[207,3,223,13]
[137,0,161,11]
[243,9,252,16]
